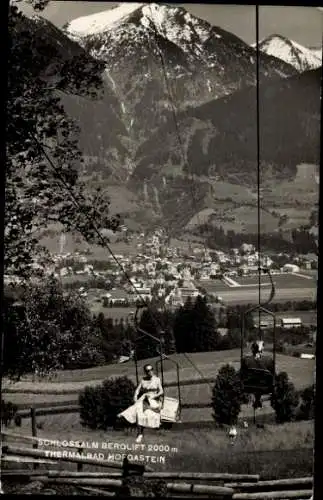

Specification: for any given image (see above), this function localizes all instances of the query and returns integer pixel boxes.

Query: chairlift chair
[155,357,182,425]
[132,305,182,426]
[240,270,277,416]
[240,304,277,399]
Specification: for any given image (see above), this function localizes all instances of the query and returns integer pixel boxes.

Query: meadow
[196,273,316,304]
[218,287,316,304]
[3,348,315,481]
[236,273,316,288]
[89,304,136,321]
[196,279,230,293]
[4,350,314,411]
[3,418,314,479]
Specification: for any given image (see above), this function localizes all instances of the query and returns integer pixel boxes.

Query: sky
[19,2,322,47]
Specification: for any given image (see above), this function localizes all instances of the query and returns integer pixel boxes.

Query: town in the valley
[7,227,316,334]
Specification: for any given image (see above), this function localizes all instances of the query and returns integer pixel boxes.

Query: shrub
[297,384,315,421]
[79,386,102,430]
[69,345,106,370]
[271,372,299,424]
[211,365,243,426]
[79,376,135,430]
[1,400,18,426]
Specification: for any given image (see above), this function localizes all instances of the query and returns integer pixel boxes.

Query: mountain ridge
[63,2,297,172]
[256,34,322,72]
[18,7,320,234]
[134,67,321,187]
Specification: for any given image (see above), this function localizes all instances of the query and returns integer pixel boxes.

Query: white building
[165,279,200,308]
[282,264,300,273]
[281,318,302,329]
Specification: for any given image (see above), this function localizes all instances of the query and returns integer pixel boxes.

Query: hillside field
[3,349,314,478]
[4,349,314,403]
[196,273,316,304]
[236,273,316,288]
[3,418,314,478]
[216,287,316,304]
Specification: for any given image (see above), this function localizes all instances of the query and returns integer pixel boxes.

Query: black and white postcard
[2,1,320,497]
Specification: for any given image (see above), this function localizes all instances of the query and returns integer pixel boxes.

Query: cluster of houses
[17,230,310,312]
[5,229,317,316]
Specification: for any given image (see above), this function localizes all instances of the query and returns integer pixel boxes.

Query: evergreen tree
[212,365,243,426]
[271,372,299,423]
[192,296,218,352]
[173,297,194,352]
[226,305,255,332]
[299,384,315,420]
[174,296,217,352]
[93,313,124,363]
[136,309,160,360]
[135,309,176,360]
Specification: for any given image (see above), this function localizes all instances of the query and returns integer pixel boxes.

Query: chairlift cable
[255,4,262,332]
[146,6,216,391]
[28,133,166,337]
[146,5,209,250]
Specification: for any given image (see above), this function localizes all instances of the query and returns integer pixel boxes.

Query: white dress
[118,375,163,428]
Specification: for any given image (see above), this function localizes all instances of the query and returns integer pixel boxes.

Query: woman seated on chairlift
[118,364,164,443]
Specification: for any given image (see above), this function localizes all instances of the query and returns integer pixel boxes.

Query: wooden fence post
[77,447,83,471]
[30,408,38,470]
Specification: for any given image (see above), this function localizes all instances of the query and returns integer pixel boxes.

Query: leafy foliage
[79,376,135,430]
[211,364,243,426]
[6,3,119,277]
[271,372,300,424]
[3,277,105,379]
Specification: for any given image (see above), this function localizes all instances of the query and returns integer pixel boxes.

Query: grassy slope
[38,161,318,244]
[4,350,314,395]
[236,274,316,288]
[3,418,314,478]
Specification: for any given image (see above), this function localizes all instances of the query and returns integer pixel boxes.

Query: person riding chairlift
[251,340,265,409]
[118,364,164,443]
[252,340,264,359]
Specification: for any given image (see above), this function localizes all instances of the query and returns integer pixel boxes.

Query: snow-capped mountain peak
[66,3,144,37]
[66,3,214,51]
[140,4,212,46]
[255,34,322,72]
[312,48,322,59]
